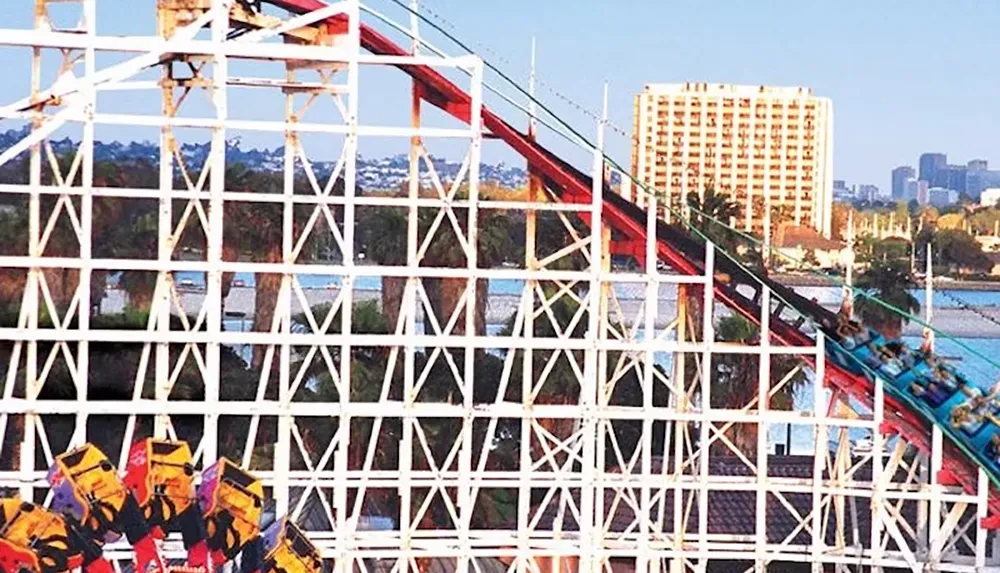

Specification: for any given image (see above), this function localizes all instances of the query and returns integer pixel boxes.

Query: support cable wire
[359,2,591,156]
[936,288,1000,333]
[376,0,1000,381]
[401,0,632,139]
[374,0,1000,490]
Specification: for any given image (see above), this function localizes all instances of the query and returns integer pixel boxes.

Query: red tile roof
[776,225,845,251]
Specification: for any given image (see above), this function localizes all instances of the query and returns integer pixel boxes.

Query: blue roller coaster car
[824,324,1000,483]
[826,325,883,375]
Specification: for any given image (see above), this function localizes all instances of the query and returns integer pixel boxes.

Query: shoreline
[773,273,1000,291]
[154,275,1000,293]
[98,287,1000,339]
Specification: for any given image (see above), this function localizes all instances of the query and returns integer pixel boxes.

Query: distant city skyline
[1,1,999,195]
[888,151,1000,206]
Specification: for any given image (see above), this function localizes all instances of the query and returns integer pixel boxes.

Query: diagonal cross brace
[0,8,219,117]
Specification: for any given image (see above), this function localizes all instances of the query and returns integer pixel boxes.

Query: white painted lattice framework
[0,1,999,572]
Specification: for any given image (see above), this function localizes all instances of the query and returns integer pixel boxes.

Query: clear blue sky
[2,0,999,193]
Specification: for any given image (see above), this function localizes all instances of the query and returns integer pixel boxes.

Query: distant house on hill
[774,225,849,270]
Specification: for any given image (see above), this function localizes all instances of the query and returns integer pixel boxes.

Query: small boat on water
[851,437,891,457]
[852,438,873,455]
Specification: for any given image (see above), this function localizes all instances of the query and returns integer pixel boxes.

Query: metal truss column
[870,377,886,568]
[520,39,538,573]
[154,1,179,442]
[18,0,47,500]
[203,0,229,484]
[75,0,97,451]
[696,243,715,573]
[397,4,419,571]
[638,112,658,573]
[754,288,772,573]
[459,54,484,573]
[278,26,297,523]
[810,333,826,573]
[580,83,609,573]
[341,3,361,569]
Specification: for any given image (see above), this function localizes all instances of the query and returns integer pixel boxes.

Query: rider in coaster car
[951,403,983,433]
[885,341,916,370]
[935,364,959,391]
[919,328,934,356]
[990,434,1000,465]
[877,341,916,376]
[911,359,951,401]
[911,369,955,405]
[834,297,867,350]
[876,346,904,378]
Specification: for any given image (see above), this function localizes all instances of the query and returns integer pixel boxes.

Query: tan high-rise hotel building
[625,83,834,238]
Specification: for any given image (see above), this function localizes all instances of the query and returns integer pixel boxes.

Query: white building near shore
[626,82,835,237]
[981,187,1000,208]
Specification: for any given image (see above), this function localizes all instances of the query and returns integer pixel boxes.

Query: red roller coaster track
[266,0,1000,527]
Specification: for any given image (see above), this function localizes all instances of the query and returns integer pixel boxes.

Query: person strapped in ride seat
[884,341,915,371]
[919,328,934,356]
[990,434,1000,465]
[912,369,956,407]
[935,364,959,391]
[952,399,987,435]
[951,405,974,431]
[835,297,867,350]
[877,345,905,378]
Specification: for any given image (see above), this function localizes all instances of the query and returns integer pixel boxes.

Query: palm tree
[221,165,284,369]
[673,189,810,456]
[0,194,29,311]
[223,164,342,369]
[497,289,671,466]
[702,315,808,455]
[290,299,488,530]
[680,188,750,342]
[422,205,515,337]
[853,259,920,339]
[1,155,161,470]
[357,187,516,338]
[289,300,400,463]
[0,155,86,316]
[358,205,408,331]
[686,188,741,254]
[1,309,255,466]
[90,159,160,313]
[0,156,162,316]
